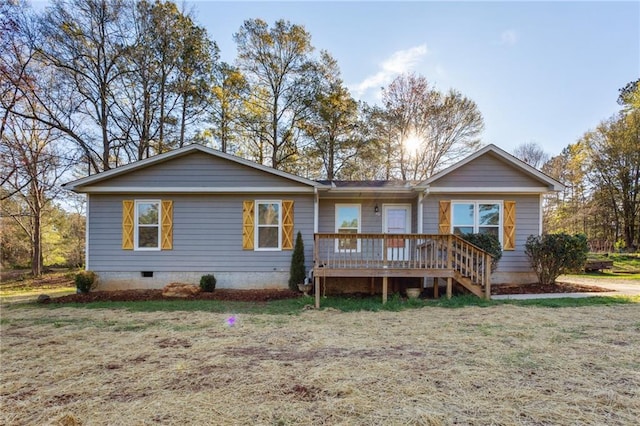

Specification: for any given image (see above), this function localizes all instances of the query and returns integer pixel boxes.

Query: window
[256,201,281,250]
[452,202,501,242]
[335,204,361,251]
[136,200,160,250]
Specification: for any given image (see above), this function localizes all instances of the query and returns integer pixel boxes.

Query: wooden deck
[313,233,493,307]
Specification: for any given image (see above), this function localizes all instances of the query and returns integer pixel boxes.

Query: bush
[288,231,305,291]
[200,274,217,292]
[75,271,96,294]
[525,233,588,285]
[460,233,502,272]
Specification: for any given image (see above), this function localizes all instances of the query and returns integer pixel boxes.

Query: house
[63,144,563,303]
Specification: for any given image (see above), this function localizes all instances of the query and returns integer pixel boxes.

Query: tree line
[1,0,637,275]
[514,80,640,252]
[1,0,484,275]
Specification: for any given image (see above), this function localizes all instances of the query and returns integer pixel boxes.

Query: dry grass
[2,304,639,425]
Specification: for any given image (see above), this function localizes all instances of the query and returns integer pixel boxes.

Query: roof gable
[63,145,324,193]
[417,144,563,193]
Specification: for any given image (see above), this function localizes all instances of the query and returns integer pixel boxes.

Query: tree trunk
[31,209,42,277]
[179,93,187,147]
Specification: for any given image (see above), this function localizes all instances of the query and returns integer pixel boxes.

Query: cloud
[351,44,428,98]
[500,29,518,46]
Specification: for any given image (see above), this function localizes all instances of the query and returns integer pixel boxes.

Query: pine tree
[288,231,306,290]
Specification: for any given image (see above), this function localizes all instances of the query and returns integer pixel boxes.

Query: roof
[316,180,418,189]
[63,144,327,193]
[415,144,564,192]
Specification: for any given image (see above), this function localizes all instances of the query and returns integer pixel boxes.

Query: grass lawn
[588,253,640,273]
[0,269,76,304]
[2,299,639,425]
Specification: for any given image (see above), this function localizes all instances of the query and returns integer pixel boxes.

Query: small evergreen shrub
[288,231,306,291]
[525,233,588,285]
[460,233,502,272]
[75,271,96,294]
[200,274,217,292]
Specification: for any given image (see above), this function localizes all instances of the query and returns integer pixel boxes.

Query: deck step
[453,273,484,298]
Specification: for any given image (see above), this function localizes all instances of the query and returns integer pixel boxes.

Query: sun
[403,133,422,155]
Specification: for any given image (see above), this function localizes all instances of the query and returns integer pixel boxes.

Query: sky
[185,0,639,158]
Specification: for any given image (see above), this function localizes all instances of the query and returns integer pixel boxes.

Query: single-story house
[63,143,563,302]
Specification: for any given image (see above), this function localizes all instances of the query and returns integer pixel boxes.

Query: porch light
[374,204,380,214]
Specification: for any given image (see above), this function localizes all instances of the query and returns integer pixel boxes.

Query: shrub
[200,274,217,292]
[460,233,502,272]
[525,233,588,285]
[75,271,96,294]
[288,231,305,291]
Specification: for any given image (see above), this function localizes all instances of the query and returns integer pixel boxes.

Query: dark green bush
[288,231,306,291]
[460,233,502,272]
[200,274,217,292]
[525,233,588,285]
[75,271,96,294]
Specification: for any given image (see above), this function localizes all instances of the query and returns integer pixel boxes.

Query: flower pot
[406,288,421,299]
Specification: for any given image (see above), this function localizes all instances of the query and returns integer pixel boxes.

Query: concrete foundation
[93,271,289,291]
[491,271,538,285]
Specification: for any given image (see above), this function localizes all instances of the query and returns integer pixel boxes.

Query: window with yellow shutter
[243,200,294,251]
[448,201,510,249]
[122,199,173,251]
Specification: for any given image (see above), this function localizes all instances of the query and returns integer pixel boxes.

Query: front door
[383,204,411,261]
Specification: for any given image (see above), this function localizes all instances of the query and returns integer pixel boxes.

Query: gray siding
[93,152,302,188]
[318,198,418,233]
[423,194,540,273]
[88,193,314,274]
[433,153,544,188]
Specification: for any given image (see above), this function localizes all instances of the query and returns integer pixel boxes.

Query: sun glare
[404,133,422,155]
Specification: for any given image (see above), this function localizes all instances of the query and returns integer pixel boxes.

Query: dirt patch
[48,281,611,303]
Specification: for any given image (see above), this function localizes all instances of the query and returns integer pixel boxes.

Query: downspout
[539,193,544,234]
[417,191,424,234]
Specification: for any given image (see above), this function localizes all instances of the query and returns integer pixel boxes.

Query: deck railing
[313,233,492,297]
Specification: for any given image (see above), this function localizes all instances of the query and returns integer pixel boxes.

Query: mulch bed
[491,281,611,295]
[53,288,301,303]
[50,282,611,304]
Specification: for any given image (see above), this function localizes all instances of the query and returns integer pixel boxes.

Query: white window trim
[451,201,503,245]
[134,199,161,251]
[335,203,361,253]
[255,200,282,251]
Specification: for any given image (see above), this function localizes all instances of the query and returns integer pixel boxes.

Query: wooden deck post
[314,275,320,309]
[446,277,452,299]
[433,277,439,299]
[484,253,492,300]
[382,276,388,304]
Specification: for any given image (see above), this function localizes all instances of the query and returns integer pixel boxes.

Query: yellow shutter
[438,200,451,234]
[122,200,134,250]
[503,201,516,250]
[161,200,173,250]
[282,200,294,250]
[242,200,254,250]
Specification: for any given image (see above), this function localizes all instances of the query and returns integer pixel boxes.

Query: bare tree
[512,141,549,169]
[34,0,133,172]
[0,113,70,276]
[381,73,484,180]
